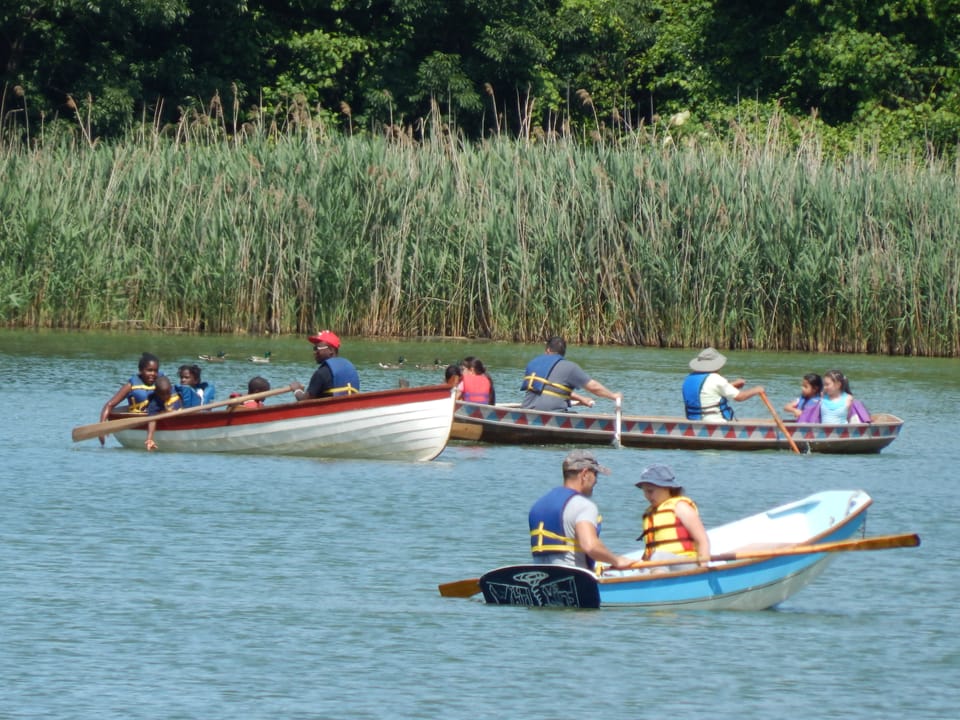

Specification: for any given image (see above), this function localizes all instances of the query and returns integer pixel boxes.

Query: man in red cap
[291,330,361,400]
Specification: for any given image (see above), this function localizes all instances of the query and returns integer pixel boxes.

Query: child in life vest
[783,373,823,419]
[144,376,183,451]
[635,464,710,572]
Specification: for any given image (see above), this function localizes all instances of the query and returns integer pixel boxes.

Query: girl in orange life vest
[636,464,710,569]
[242,376,270,407]
[457,356,496,404]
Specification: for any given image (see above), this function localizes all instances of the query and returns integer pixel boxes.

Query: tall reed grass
[1,113,958,356]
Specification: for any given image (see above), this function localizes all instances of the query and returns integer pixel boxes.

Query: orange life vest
[639,495,698,560]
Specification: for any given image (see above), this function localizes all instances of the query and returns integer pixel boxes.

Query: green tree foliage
[1,0,959,149]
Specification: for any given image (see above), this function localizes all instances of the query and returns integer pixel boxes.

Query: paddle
[760,390,801,454]
[71,384,296,442]
[622,532,921,571]
[440,533,921,597]
[438,577,482,598]
[612,396,622,449]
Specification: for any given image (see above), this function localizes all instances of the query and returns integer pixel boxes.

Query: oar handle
[71,384,296,442]
[612,395,622,449]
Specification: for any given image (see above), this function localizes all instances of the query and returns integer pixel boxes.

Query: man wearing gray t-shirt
[520,336,621,412]
[528,450,633,571]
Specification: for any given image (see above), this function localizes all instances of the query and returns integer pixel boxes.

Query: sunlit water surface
[1,330,957,719]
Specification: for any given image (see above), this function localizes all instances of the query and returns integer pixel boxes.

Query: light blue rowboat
[476,490,917,610]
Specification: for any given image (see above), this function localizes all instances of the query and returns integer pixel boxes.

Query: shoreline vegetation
[1,108,958,357]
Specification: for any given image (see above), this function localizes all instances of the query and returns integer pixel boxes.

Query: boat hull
[112,385,455,462]
[452,402,902,454]
[479,490,872,610]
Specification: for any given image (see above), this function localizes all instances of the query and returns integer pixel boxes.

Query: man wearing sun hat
[528,450,634,571]
[682,346,765,422]
[291,329,361,400]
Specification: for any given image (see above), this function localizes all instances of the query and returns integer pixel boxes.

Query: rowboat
[452,402,903,454]
[107,385,456,461]
[445,490,920,610]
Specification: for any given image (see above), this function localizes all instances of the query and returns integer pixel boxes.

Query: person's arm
[733,384,764,402]
[100,383,132,422]
[145,420,159,451]
[783,398,801,417]
[570,391,594,408]
[674,501,711,565]
[582,378,622,403]
[575,521,634,570]
[290,380,307,401]
[99,383,132,446]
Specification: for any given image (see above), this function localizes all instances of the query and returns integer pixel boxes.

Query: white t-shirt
[699,373,741,422]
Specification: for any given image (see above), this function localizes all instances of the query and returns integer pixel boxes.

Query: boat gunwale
[597,494,873,587]
[110,384,455,432]
[452,402,902,453]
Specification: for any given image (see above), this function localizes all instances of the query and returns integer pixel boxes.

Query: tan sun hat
[689,347,727,372]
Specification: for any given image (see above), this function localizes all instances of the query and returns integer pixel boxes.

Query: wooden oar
[612,396,622,449]
[622,532,921,571]
[439,534,920,598]
[438,577,482,598]
[760,390,801,454]
[71,384,296,442]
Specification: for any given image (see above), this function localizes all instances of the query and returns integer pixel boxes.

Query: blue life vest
[198,381,215,404]
[146,391,183,415]
[126,373,159,413]
[325,357,361,397]
[521,354,571,399]
[529,486,600,569]
[176,385,204,408]
[682,372,734,420]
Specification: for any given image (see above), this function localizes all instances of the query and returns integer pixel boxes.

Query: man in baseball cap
[307,330,341,349]
[292,329,360,400]
[528,450,633,572]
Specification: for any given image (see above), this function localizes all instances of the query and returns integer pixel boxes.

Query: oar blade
[438,578,481,598]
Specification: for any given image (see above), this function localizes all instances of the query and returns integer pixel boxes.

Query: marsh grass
[1,105,958,356]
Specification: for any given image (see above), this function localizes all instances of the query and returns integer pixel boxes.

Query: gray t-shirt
[533,493,599,569]
[521,359,591,411]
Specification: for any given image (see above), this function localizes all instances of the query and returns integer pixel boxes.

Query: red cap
[307,330,340,349]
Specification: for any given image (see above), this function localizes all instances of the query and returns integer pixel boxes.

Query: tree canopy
[2,0,959,150]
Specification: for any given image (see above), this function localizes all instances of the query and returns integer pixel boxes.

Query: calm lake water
[2,329,958,719]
